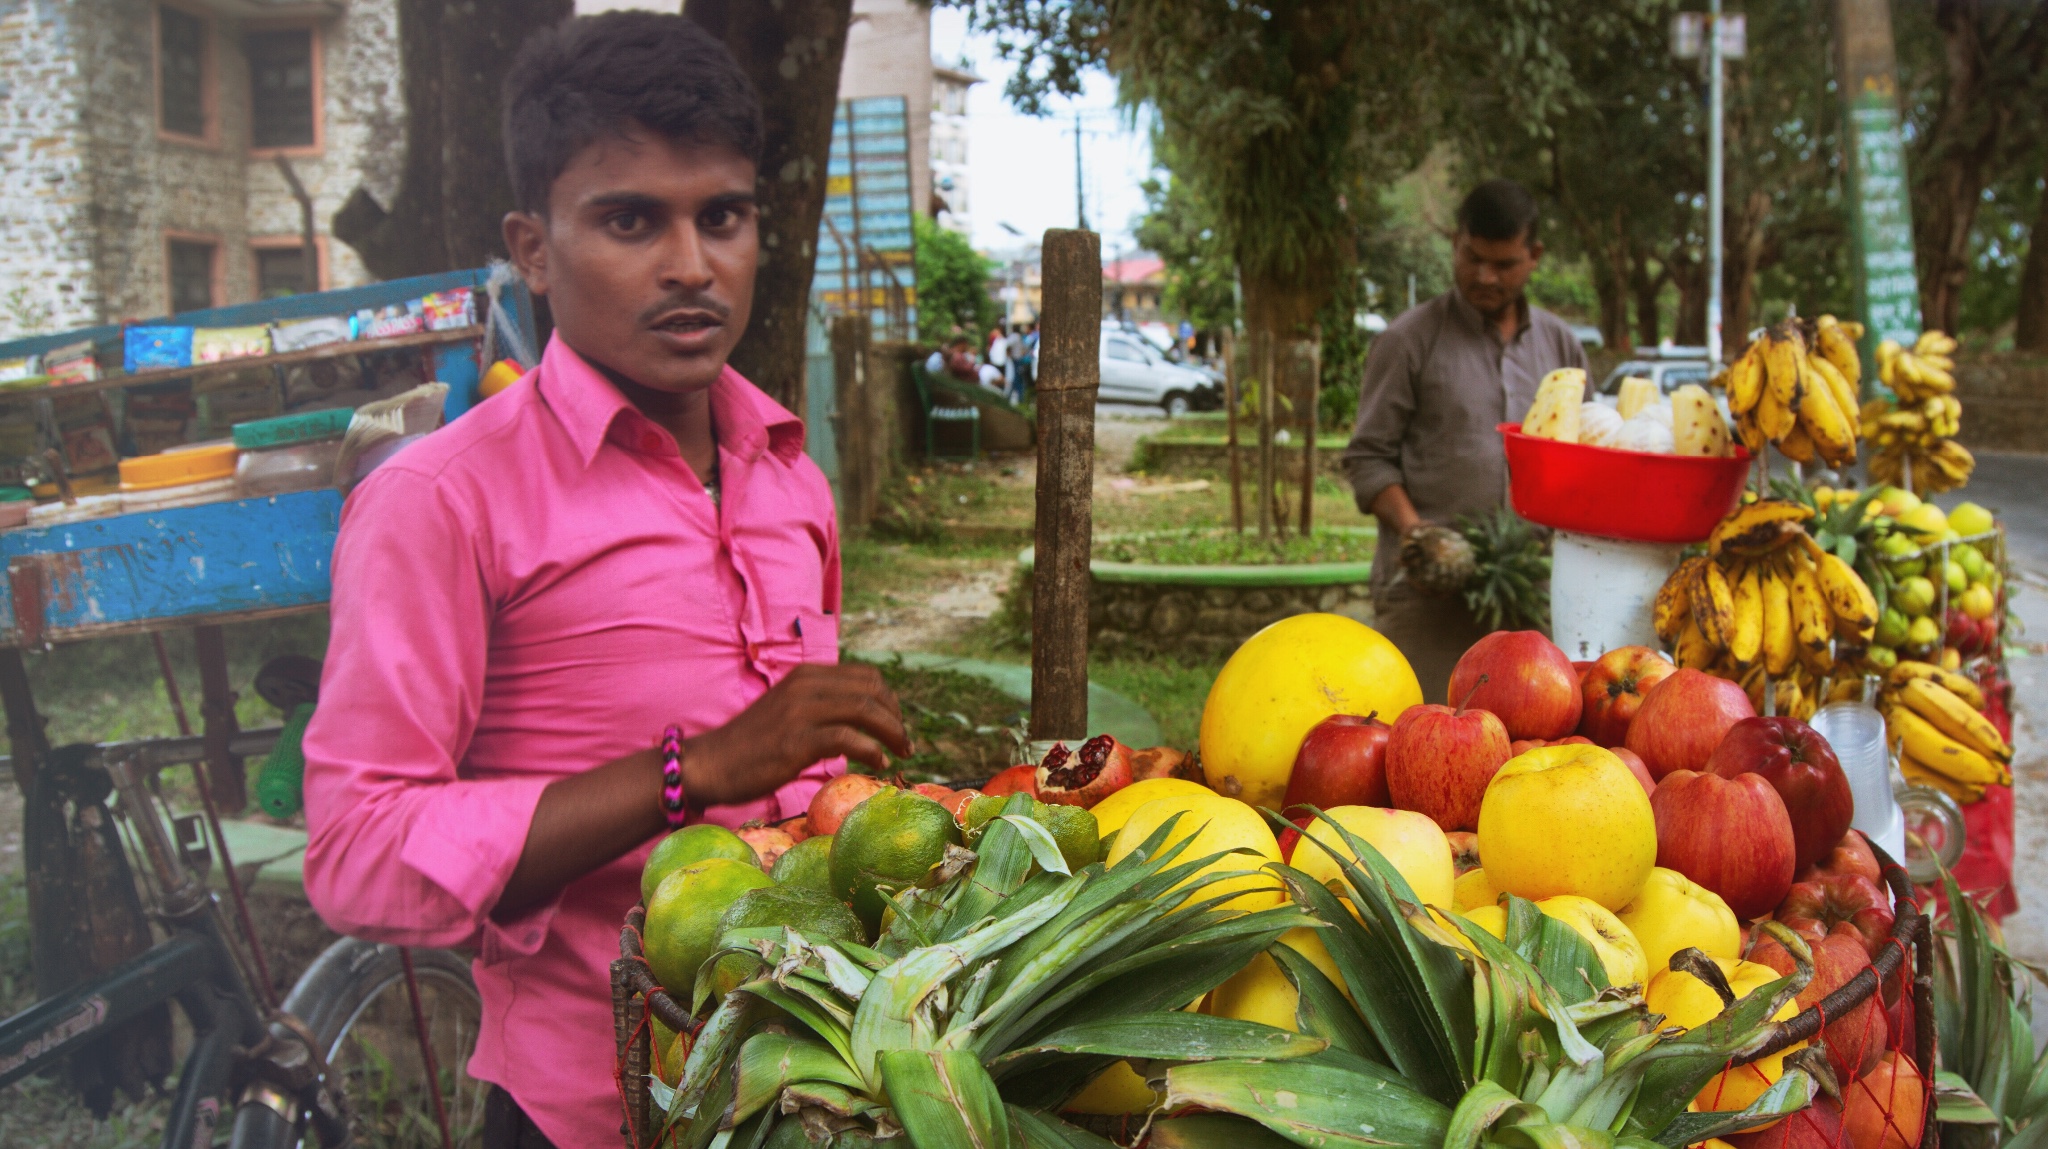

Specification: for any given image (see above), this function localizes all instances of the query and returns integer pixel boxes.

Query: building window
[159,6,208,139]
[255,244,317,297]
[168,240,218,313]
[248,28,316,149]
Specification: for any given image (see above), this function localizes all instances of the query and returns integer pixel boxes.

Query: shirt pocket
[797,609,839,665]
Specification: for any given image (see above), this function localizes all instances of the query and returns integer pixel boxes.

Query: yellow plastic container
[119,442,239,491]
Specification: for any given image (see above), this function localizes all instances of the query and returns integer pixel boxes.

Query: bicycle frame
[0,729,346,1149]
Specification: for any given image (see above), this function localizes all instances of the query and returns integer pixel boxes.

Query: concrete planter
[1007,529,1376,657]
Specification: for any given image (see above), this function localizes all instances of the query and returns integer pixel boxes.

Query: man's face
[1453,229,1544,319]
[503,125,758,395]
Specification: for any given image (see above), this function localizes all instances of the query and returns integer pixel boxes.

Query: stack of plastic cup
[1812,699,1905,861]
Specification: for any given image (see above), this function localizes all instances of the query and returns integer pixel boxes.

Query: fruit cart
[0,266,536,1146]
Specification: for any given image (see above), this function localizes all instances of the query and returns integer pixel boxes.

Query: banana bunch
[1864,330,1975,493]
[1723,316,1861,467]
[1652,498,1879,718]
[1877,330,1957,402]
[1881,659,2011,803]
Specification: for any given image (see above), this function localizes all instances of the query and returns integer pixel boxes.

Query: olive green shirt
[1342,290,1587,596]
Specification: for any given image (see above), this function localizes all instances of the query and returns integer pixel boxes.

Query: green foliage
[914,213,1001,343]
[1094,525,1376,567]
[1135,170,1237,335]
[1931,864,2048,1149]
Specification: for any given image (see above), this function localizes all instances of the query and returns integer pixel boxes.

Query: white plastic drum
[1549,530,1687,662]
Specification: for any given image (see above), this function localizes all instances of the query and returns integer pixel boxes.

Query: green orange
[641,824,758,905]
[643,858,774,994]
[709,885,866,996]
[769,834,834,896]
[828,790,962,930]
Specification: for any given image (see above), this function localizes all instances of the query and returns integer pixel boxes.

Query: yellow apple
[1105,793,1282,913]
[1293,805,1456,909]
[1616,867,1741,979]
[1280,926,1345,991]
[1647,958,1804,1117]
[1089,777,1217,841]
[1064,1060,1162,1115]
[1454,868,1502,912]
[1466,904,1506,938]
[1477,743,1657,911]
[1536,895,1649,987]
[1204,951,1298,1031]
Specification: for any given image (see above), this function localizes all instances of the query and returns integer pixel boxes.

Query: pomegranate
[1036,735,1135,808]
[1843,1052,1925,1149]
[736,822,796,871]
[939,787,980,820]
[1130,745,1199,782]
[777,815,812,843]
[807,773,892,836]
[981,764,1040,798]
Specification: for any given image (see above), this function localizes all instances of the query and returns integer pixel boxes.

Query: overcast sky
[930,9,1157,257]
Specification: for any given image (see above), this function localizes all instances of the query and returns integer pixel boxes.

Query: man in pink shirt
[301,14,909,1149]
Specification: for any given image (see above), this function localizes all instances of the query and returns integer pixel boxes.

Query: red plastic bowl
[1498,422,1752,543]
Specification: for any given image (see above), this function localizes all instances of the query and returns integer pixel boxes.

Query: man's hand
[686,663,911,807]
[1370,484,1424,540]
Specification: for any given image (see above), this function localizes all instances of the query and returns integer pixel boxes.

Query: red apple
[1625,668,1757,779]
[1577,645,1677,748]
[1448,631,1583,740]
[1749,931,1888,1080]
[1283,714,1392,811]
[1651,769,1796,920]
[1844,1053,1925,1149]
[1385,699,1512,832]
[1277,814,1314,862]
[1799,829,1882,886]
[1612,747,1656,798]
[1777,872,1896,960]
[1705,716,1855,871]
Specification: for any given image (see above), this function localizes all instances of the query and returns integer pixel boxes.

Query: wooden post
[830,314,874,528]
[1257,333,1275,540]
[194,624,246,812]
[1224,331,1243,534]
[1030,229,1100,744]
[1299,340,1320,535]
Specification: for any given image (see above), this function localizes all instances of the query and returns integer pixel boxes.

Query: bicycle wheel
[232,939,486,1149]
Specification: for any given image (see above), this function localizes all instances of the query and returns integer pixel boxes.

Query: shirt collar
[536,335,807,467]
[1449,288,1531,345]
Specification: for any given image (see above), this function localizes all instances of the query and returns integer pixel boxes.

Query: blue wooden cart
[0,266,536,805]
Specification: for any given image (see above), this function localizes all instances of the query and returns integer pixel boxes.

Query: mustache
[638,293,731,326]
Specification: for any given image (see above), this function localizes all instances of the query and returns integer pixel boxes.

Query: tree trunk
[1910,1,2012,336]
[1628,248,1664,351]
[687,0,855,414]
[1590,232,1630,354]
[1666,248,1708,348]
[2017,148,2048,351]
[332,0,571,278]
[1724,190,1773,348]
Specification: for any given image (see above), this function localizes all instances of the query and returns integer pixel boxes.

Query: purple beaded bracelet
[658,724,688,829]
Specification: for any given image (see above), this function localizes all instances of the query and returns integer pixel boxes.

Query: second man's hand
[684,662,912,808]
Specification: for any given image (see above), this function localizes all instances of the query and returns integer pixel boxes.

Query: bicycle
[1,727,487,1149]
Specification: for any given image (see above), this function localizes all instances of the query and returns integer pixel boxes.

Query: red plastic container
[1498,422,1752,544]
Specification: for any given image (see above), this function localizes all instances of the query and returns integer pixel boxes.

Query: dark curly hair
[502,12,763,216]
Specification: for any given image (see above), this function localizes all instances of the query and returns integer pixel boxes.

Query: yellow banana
[1729,562,1763,669]
[1775,675,1806,720]
[1898,677,2012,763]
[1787,551,1833,659]
[1888,706,2004,786]
[1732,406,1766,454]
[1654,558,1701,646]
[1814,551,1877,638]
[1688,558,1736,654]
[1889,660,1986,710]
[1815,316,1861,388]
[1762,563,1795,676]
[1676,618,1717,670]
[1707,499,1813,558]
[1915,330,1957,356]
[1726,349,1765,415]
[1900,754,1985,804]
[1759,327,1805,439]
[1802,355,1860,463]
[1777,421,1817,463]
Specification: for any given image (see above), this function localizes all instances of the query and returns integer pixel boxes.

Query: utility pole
[1073,108,1088,232]
[1707,0,1725,365]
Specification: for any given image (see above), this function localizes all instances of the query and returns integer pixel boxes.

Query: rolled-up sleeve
[1343,324,1424,514]
[302,465,542,949]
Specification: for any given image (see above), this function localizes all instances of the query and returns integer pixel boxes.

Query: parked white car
[1099,329,1221,416]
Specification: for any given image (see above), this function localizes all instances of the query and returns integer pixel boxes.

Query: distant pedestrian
[1013,322,1038,401]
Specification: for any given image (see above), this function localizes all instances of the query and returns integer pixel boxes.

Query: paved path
[1930,454,2048,987]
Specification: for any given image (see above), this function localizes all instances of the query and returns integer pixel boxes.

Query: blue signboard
[813,96,918,339]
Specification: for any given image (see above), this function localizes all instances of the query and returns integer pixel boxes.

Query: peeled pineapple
[1522,369,1587,442]
[1616,376,1659,421]
[1671,384,1733,457]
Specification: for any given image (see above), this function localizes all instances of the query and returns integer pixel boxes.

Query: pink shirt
[303,337,844,1149]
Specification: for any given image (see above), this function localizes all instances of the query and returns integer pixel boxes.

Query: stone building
[0,0,402,341]
[929,63,977,234]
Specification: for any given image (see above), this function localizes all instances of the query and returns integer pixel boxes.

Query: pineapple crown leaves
[661,804,1324,1147]
[1455,508,1553,633]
